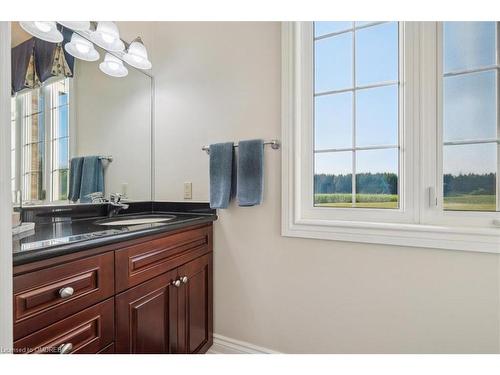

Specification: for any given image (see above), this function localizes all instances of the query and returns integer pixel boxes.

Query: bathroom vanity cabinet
[115,253,212,353]
[13,223,213,354]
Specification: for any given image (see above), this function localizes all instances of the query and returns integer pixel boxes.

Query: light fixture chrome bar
[202,140,280,154]
[80,21,134,49]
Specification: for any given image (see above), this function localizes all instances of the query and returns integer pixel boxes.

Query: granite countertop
[13,202,217,266]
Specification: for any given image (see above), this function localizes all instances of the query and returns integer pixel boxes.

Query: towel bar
[98,155,113,162]
[202,140,280,154]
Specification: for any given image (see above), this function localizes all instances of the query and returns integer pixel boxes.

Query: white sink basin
[96,215,176,226]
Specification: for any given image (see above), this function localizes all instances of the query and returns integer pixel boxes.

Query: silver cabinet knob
[59,287,74,298]
[181,276,188,284]
[172,279,181,287]
[58,343,73,354]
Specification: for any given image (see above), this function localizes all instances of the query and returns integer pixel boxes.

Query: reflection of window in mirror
[11,77,71,204]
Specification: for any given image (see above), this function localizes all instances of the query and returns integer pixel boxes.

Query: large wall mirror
[10,22,153,206]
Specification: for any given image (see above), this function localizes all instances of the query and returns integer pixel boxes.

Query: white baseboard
[208,334,281,354]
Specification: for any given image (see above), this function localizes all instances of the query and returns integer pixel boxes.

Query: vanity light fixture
[123,37,152,70]
[20,21,150,78]
[19,21,63,43]
[64,33,100,62]
[99,53,128,78]
[91,21,125,52]
[57,21,91,32]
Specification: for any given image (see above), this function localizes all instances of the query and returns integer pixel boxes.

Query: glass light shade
[123,39,152,70]
[99,53,128,77]
[58,21,91,32]
[19,21,63,43]
[64,33,100,61]
[91,21,125,52]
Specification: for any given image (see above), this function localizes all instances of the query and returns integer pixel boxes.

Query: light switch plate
[184,182,192,199]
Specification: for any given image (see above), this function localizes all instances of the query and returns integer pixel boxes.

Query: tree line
[314,173,495,195]
[443,173,495,196]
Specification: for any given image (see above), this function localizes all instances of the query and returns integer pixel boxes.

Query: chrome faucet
[87,192,106,204]
[108,193,129,217]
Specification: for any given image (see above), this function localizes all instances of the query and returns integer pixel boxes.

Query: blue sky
[314,21,498,177]
[56,103,69,170]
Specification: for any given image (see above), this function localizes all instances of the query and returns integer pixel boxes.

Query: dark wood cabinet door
[177,253,213,354]
[115,269,178,354]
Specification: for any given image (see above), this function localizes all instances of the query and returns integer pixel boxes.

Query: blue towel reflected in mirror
[68,156,104,203]
[68,157,83,202]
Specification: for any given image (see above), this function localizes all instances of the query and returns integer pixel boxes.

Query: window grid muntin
[20,89,45,201]
[441,22,499,212]
[313,21,401,209]
[314,22,388,42]
[49,79,70,201]
[314,80,399,98]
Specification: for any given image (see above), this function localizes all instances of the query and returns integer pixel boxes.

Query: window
[441,22,498,213]
[50,79,70,201]
[21,88,46,202]
[282,22,500,253]
[12,78,71,204]
[313,22,400,209]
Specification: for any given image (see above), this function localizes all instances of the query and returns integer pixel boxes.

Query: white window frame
[282,21,500,253]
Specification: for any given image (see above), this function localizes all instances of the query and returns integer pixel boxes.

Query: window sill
[282,218,500,253]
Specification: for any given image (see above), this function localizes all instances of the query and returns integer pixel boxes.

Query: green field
[314,194,398,209]
[444,194,496,211]
[314,193,496,211]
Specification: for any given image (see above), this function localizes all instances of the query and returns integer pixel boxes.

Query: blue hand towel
[237,139,264,207]
[79,156,104,203]
[68,157,84,202]
[209,142,234,209]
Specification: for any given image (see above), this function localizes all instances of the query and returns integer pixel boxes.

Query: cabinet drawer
[14,298,114,354]
[115,226,211,292]
[14,252,114,340]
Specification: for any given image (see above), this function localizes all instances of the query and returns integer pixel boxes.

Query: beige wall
[150,21,500,353]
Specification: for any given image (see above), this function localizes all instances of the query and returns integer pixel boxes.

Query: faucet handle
[87,192,104,203]
[110,193,123,203]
